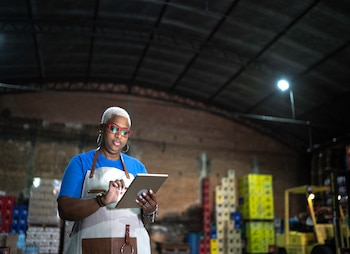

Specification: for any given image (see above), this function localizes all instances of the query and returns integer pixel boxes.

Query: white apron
[64,153,151,254]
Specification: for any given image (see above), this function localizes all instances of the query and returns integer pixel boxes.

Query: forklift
[275,182,350,254]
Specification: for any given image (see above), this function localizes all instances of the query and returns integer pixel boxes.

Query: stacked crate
[26,178,61,254]
[214,169,242,254]
[244,221,274,253]
[199,177,211,254]
[10,205,28,234]
[238,174,275,254]
[0,196,15,233]
[26,226,61,254]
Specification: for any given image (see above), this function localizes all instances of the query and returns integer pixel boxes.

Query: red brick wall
[0,92,306,218]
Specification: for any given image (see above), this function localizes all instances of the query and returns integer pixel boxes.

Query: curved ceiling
[0,0,350,153]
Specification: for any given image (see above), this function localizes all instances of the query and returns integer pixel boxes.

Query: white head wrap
[100,106,131,127]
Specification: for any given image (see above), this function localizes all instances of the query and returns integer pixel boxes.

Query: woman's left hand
[136,189,157,214]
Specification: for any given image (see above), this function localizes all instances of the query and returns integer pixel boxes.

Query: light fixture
[277,79,295,119]
[33,177,41,188]
[308,193,315,200]
[277,79,290,91]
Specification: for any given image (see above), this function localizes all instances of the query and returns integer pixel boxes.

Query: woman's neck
[99,149,121,160]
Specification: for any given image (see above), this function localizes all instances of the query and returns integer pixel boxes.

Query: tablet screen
[115,173,168,209]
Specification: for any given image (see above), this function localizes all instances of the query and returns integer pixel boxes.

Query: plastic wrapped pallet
[27,178,61,226]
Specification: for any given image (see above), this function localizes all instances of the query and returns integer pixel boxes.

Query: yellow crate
[239,174,273,196]
[239,195,274,220]
[210,239,219,254]
[245,221,275,253]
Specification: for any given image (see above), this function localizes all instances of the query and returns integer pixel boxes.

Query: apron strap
[89,149,130,179]
[89,149,99,178]
[125,224,131,244]
[120,224,135,254]
[120,154,130,179]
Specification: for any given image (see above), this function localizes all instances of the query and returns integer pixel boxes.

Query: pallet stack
[26,226,61,254]
[0,195,15,233]
[238,174,275,254]
[199,177,211,254]
[0,195,21,253]
[214,169,242,254]
[10,204,28,234]
[26,178,62,254]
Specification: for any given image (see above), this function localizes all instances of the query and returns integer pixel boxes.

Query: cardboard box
[0,234,18,249]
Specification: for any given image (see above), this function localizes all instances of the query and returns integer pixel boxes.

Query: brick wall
[0,92,306,218]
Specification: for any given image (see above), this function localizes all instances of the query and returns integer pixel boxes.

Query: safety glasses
[102,123,132,137]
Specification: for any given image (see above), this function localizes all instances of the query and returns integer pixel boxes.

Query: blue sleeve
[58,154,90,198]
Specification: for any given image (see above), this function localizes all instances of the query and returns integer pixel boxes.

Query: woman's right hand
[103,179,126,204]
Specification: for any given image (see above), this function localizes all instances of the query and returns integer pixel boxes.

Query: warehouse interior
[0,1,350,254]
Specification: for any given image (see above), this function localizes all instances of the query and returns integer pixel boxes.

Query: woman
[58,106,158,254]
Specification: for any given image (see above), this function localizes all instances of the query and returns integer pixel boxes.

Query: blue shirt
[58,150,147,198]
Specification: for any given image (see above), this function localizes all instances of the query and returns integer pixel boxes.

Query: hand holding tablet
[115,173,168,209]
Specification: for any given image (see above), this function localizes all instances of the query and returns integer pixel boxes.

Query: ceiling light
[276,79,295,119]
[277,79,290,91]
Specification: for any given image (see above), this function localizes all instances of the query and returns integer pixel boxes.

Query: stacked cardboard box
[0,234,18,253]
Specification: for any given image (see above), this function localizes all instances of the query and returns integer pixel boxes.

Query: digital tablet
[115,173,168,209]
